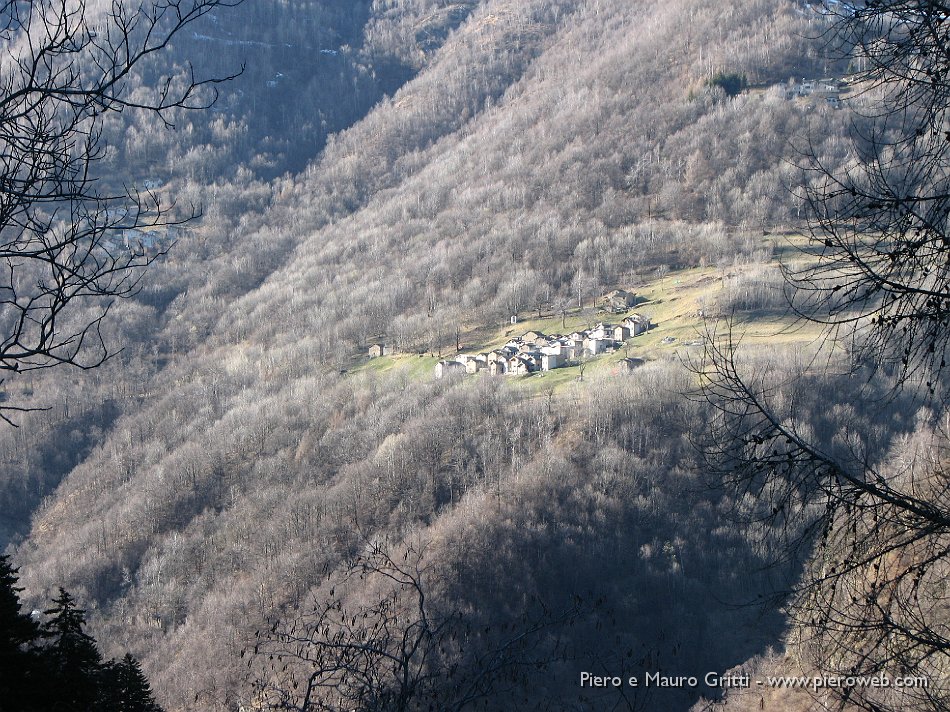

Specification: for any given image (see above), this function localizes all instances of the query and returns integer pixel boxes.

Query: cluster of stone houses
[434,313,652,378]
[779,78,842,107]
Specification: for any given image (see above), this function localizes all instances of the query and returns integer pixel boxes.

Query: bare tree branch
[0,0,243,423]
[248,538,579,712]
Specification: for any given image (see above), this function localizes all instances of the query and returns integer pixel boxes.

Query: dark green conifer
[0,563,166,712]
[0,555,44,712]
[42,588,104,712]
[101,653,165,712]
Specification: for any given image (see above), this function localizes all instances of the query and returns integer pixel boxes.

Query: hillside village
[433,310,652,378]
[366,288,656,379]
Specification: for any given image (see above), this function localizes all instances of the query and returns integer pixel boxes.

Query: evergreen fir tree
[101,653,165,712]
[0,555,44,712]
[42,588,105,712]
[0,563,166,712]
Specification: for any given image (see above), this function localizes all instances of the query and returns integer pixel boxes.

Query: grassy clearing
[352,234,830,391]
[350,353,442,380]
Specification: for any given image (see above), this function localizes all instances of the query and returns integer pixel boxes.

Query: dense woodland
[0,0,925,710]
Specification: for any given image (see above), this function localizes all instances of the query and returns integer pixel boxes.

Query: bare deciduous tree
[249,539,577,712]
[0,0,241,423]
[699,3,950,710]
[789,1,950,385]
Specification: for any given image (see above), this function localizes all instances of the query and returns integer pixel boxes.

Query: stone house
[434,360,466,379]
[368,343,390,357]
[541,353,565,371]
[602,289,636,311]
[584,337,609,356]
[511,357,533,375]
[623,314,651,335]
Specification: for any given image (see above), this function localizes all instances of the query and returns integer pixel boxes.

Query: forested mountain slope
[0,1,867,710]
